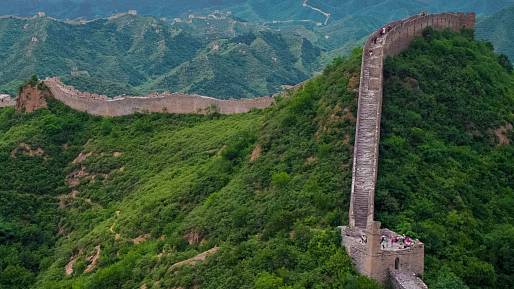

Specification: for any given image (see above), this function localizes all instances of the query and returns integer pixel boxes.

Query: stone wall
[0,95,15,108]
[342,222,425,284]
[42,78,274,116]
[390,271,429,289]
[349,12,476,229]
[382,13,476,57]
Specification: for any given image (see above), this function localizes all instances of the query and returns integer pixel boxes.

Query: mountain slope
[0,30,513,289]
[0,51,371,289]
[0,14,321,99]
[379,29,514,289]
[476,4,514,63]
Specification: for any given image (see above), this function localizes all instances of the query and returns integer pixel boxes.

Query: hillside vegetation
[0,14,321,98]
[0,30,513,289]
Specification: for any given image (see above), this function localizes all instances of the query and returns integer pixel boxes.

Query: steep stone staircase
[351,40,384,229]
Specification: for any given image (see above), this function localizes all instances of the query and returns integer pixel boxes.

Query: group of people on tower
[358,231,416,250]
[381,234,415,250]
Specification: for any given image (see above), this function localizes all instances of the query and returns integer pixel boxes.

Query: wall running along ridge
[349,12,476,230]
[342,12,475,289]
[39,78,274,116]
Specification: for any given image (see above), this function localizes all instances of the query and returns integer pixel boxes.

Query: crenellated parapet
[344,12,475,288]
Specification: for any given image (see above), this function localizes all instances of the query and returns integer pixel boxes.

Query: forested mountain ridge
[1,2,512,99]
[0,30,513,289]
[1,0,513,21]
[0,13,322,99]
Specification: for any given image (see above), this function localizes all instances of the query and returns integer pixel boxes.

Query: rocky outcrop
[84,245,101,273]
[169,247,220,271]
[10,143,45,158]
[16,82,52,113]
[493,123,513,145]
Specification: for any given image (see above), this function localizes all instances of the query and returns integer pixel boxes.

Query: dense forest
[378,29,514,289]
[0,30,513,289]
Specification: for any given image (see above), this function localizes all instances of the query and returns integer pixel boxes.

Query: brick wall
[43,78,274,116]
[0,95,15,108]
[342,222,425,285]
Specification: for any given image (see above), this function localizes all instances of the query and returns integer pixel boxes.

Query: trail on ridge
[303,0,331,25]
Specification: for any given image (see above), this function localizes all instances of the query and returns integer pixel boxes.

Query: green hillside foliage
[0,30,513,289]
[0,50,378,288]
[0,14,321,99]
[476,4,514,65]
[379,29,514,289]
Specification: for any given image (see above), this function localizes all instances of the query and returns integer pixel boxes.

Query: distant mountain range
[0,13,322,98]
[0,1,512,98]
[2,0,514,21]
[476,4,514,62]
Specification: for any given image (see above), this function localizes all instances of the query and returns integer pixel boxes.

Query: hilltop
[0,29,512,289]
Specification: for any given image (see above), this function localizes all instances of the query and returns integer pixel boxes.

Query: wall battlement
[344,12,475,288]
[35,78,274,116]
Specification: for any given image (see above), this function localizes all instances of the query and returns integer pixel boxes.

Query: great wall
[11,77,274,115]
[341,12,475,289]
[2,11,478,289]
[0,94,15,108]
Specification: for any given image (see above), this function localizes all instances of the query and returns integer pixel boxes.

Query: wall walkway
[349,12,475,229]
[41,78,274,116]
[342,11,475,289]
